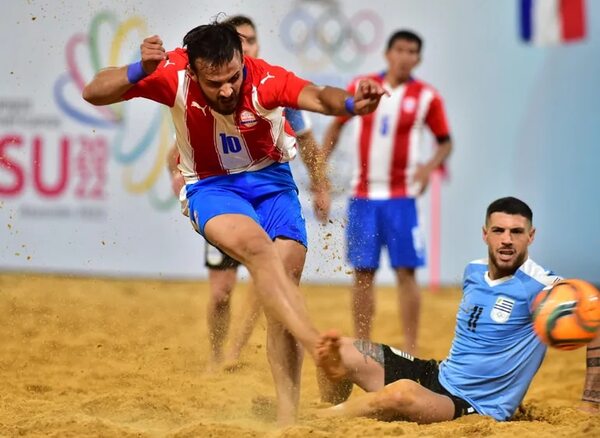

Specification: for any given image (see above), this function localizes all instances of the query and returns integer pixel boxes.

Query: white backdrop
[2,0,599,284]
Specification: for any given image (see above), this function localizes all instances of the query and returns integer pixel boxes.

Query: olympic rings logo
[53,11,175,211]
[280,6,383,71]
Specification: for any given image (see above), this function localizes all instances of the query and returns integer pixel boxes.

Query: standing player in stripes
[323,30,453,352]
[82,20,385,424]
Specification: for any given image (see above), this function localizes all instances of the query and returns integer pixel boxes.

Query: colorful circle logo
[54,11,176,211]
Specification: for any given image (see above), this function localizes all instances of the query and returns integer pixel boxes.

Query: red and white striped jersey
[339,73,450,199]
[123,49,310,182]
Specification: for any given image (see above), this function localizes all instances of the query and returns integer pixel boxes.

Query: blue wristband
[127,61,148,84]
[344,96,356,115]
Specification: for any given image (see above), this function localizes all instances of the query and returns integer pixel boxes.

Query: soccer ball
[532,279,600,350]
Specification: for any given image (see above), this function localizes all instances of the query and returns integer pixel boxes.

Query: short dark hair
[183,21,243,72]
[486,197,533,225]
[386,29,423,53]
[224,15,256,30]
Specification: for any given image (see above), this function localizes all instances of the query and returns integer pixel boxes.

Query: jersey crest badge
[403,96,417,113]
[240,110,258,128]
[490,296,515,323]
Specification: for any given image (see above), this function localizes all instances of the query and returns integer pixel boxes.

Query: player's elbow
[443,140,453,157]
[82,84,117,106]
[435,137,452,156]
[82,86,102,106]
[437,135,452,149]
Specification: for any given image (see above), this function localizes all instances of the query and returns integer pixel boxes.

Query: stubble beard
[488,248,528,279]
[204,93,238,116]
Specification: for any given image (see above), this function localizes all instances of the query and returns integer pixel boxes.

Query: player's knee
[375,380,419,411]
[210,288,232,306]
[287,264,303,284]
[239,234,277,264]
[209,276,235,303]
[396,268,416,284]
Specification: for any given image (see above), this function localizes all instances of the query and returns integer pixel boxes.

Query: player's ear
[186,64,198,82]
[482,225,488,242]
[528,226,536,244]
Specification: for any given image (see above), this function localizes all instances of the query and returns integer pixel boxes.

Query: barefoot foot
[315,330,348,381]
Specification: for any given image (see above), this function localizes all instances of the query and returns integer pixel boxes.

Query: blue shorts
[184,162,307,248]
[346,197,425,270]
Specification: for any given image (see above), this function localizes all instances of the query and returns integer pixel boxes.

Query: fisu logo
[219,133,242,154]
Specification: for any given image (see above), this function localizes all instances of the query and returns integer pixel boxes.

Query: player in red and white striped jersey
[165,16,329,373]
[323,30,453,353]
[83,20,386,424]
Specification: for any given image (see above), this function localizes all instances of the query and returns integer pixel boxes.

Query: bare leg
[205,215,322,425]
[206,268,237,368]
[319,379,455,423]
[395,268,420,355]
[352,269,376,339]
[264,238,307,425]
[315,332,454,423]
[266,316,303,424]
[204,215,320,356]
[581,335,600,413]
[224,283,261,367]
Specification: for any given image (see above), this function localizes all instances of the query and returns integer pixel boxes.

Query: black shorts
[204,241,241,270]
[383,345,475,419]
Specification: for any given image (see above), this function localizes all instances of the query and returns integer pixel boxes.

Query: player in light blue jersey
[314,196,599,422]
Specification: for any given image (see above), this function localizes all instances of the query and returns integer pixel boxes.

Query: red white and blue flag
[520,0,586,45]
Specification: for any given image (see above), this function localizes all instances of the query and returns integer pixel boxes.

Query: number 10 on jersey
[219,133,242,154]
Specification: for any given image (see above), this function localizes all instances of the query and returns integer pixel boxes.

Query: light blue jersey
[284,108,311,135]
[438,258,560,420]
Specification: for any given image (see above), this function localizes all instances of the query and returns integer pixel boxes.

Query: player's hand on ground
[353,79,389,115]
[140,35,167,75]
[171,172,185,198]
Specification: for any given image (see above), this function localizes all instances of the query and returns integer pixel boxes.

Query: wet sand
[0,273,597,437]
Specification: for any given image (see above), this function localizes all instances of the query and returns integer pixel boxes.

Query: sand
[0,273,597,437]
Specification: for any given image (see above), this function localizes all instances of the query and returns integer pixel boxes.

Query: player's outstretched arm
[82,35,167,106]
[297,79,387,117]
[81,65,131,106]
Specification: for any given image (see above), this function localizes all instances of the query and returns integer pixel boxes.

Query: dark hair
[224,15,256,30]
[183,21,243,72]
[486,197,533,224]
[386,29,423,53]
